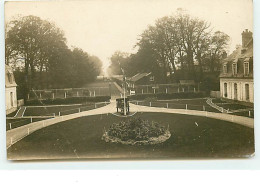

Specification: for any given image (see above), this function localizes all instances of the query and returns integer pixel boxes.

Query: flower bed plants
[102,117,171,145]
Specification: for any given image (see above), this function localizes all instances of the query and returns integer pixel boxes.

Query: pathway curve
[6,101,254,149]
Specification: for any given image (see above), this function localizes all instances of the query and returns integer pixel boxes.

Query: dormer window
[8,73,13,84]
[232,63,237,75]
[223,64,227,74]
[244,62,249,76]
[149,76,154,81]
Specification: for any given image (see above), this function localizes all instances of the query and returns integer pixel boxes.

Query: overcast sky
[5,0,253,74]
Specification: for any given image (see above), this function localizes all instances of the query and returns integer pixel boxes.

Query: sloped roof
[5,64,17,88]
[220,39,253,78]
[128,72,151,82]
[223,45,242,63]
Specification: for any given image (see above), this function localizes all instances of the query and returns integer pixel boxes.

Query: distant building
[5,65,18,114]
[127,72,155,89]
[219,29,253,103]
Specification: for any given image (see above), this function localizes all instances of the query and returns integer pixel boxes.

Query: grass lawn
[135,98,220,113]
[231,111,254,118]
[6,118,51,131]
[23,102,109,117]
[218,103,250,110]
[7,112,254,160]
[24,104,94,117]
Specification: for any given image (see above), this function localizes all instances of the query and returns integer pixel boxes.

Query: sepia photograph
[4,0,254,160]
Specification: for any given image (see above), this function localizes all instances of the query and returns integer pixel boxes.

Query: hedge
[128,92,206,100]
[26,96,111,106]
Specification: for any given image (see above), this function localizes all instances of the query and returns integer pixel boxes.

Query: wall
[210,91,220,98]
[5,86,17,114]
[220,78,254,103]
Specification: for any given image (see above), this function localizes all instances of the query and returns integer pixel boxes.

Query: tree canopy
[108,12,230,86]
[5,15,103,99]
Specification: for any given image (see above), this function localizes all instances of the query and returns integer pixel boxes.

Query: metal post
[249,111,251,117]
[142,89,144,94]
[166,88,168,94]
[183,88,185,92]
[64,92,67,99]
[222,107,224,113]
[52,93,54,99]
[153,88,155,94]
[9,123,12,130]
[166,103,168,109]
[28,94,30,100]
[78,108,80,113]
[178,88,180,93]
[30,117,33,123]
[194,87,196,92]
[40,93,42,99]
[77,91,79,97]
[203,105,205,111]
[95,103,96,108]
[150,102,151,107]
[59,112,61,116]
[186,104,187,110]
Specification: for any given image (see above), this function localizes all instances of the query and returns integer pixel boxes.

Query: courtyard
[7,112,254,160]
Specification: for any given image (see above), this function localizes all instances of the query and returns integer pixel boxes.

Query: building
[127,72,155,89]
[5,64,18,114]
[219,29,253,103]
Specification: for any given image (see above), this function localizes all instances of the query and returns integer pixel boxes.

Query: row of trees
[5,15,102,99]
[108,12,230,89]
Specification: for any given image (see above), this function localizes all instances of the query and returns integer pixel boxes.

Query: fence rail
[131,101,219,113]
[28,87,110,100]
[6,102,110,131]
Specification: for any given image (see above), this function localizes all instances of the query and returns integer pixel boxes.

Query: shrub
[105,117,168,142]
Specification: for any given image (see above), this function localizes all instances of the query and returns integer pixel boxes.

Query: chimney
[241,29,252,48]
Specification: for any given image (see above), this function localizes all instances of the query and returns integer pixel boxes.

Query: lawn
[23,102,108,117]
[7,112,254,160]
[24,104,94,117]
[6,117,51,131]
[134,98,220,113]
[231,111,254,118]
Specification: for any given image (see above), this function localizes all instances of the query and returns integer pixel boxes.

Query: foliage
[108,11,230,90]
[106,117,168,142]
[5,15,103,99]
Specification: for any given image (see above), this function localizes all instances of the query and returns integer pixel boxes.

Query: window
[150,76,154,81]
[232,63,237,75]
[223,64,227,74]
[245,84,250,101]
[234,83,238,100]
[224,83,227,97]
[244,62,249,76]
[8,73,13,84]
[10,92,13,107]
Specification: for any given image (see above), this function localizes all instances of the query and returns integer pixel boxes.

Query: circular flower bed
[102,117,171,145]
